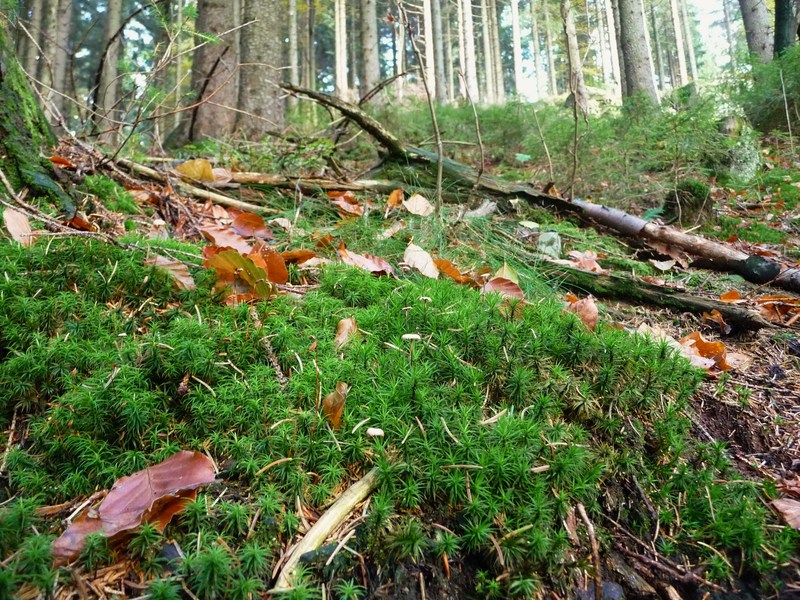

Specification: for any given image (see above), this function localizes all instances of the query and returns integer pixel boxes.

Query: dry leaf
[52,451,215,565]
[720,290,745,303]
[773,498,800,530]
[49,155,76,169]
[199,226,253,255]
[564,293,599,331]
[175,158,215,182]
[205,249,274,300]
[281,249,317,264]
[248,243,289,284]
[403,194,435,216]
[568,250,609,274]
[702,309,731,335]
[434,258,474,285]
[377,220,406,240]
[269,217,293,231]
[322,382,349,429]
[679,332,731,372]
[494,261,520,284]
[649,259,676,272]
[328,190,358,203]
[231,212,273,239]
[482,277,525,300]
[338,243,395,276]
[65,215,95,232]
[211,167,233,183]
[387,189,404,210]
[334,317,359,350]
[331,197,364,216]
[3,208,33,246]
[404,243,439,278]
[314,232,336,249]
[145,255,196,291]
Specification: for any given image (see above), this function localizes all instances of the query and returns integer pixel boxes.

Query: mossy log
[0,18,68,207]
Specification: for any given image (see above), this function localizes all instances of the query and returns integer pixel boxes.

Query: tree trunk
[334,0,348,99]
[0,16,67,206]
[237,0,286,137]
[360,0,380,97]
[511,0,523,96]
[37,0,58,86]
[444,0,455,101]
[489,0,505,102]
[304,2,317,90]
[480,0,495,103]
[617,0,658,104]
[23,0,43,78]
[288,0,299,107]
[679,0,697,80]
[50,0,72,123]
[649,1,665,90]
[669,0,688,85]
[605,0,622,97]
[722,0,736,72]
[96,0,122,145]
[561,0,588,117]
[738,0,772,62]
[611,0,627,97]
[544,3,558,94]
[530,0,542,98]
[461,0,479,100]
[775,0,797,56]
[432,0,447,102]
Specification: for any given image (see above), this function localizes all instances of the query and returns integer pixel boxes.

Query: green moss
[0,238,794,596]
[84,175,140,214]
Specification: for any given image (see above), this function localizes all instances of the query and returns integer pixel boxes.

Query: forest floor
[2,117,800,599]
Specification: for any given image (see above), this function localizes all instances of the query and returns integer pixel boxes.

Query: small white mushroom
[366,427,385,437]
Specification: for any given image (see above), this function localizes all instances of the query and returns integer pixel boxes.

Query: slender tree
[431,0,447,101]
[460,0,479,100]
[561,0,588,116]
[95,0,123,144]
[649,1,665,89]
[669,0,688,85]
[544,2,558,94]
[605,0,622,96]
[360,0,380,96]
[679,0,697,80]
[289,0,299,106]
[511,0,523,96]
[488,0,505,102]
[334,0,348,99]
[530,0,542,97]
[480,0,496,103]
[775,0,797,56]
[617,0,658,103]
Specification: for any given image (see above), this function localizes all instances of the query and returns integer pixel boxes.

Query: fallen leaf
[404,243,439,278]
[199,226,253,255]
[248,243,289,284]
[334,317,359,350]
[702,309,731,335]
[726,352,753,371]
[649,259,676,272]
[568,250,609,274]
[211,167,233,183]
[386,188,404,211]
[322,382,349,430]
[64,215,95,232]
[328,190,358,203]
[434,258,474,285]
[231,212,273,239]
[773,498,800,530]
[281,249,317,264]
[366,427,384,437]
[49,155,76,169]
[402,194,435,216]
[331,197,364,216]
[314,232,336,249]
[481,277,524,300]
[175,158,215,181]
[3,208,33,246]
[494,261,520,284]
[297,257,332,269]
[145,255,196,291]
[270,217,293,231]
[679,332,731,372]
[205,249,274,300]
[649,242,691,269]
[564,293,599,331]
[377,220,406,240]
[720,290,745,303]
[52,451,215,565]
[338,243,395,276]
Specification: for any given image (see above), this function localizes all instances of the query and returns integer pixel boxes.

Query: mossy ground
[0,235,797,598]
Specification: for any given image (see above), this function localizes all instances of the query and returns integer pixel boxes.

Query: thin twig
[459,70,485,189]
[576,503,602,600]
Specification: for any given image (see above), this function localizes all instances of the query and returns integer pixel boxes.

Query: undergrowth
[0,237,796,596]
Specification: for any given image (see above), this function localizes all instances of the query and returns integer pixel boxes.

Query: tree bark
[511,0,523,96]
[488,0,505,102]
[562,0,588,117]
[288,0,299,107]
[334,0,348,99]
[649,1,665,90]
[679,0,697,80]
[461,0,479,100]
[544,3,558,94]
[617,0,658,104]
[530,0,542,98]
[23,0,43,78]
[738,0,772,62]
[432,0,448,101]
[237,0,286,137]
[605,0,622,97]
[360,0,380,97]
[775,0,797,56]
[95,0,122,145]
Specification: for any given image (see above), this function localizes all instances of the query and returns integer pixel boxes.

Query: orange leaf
[719,290,744,303]
[49,155,76,169]
[328,190,358,204]
[481,277,524,300]
[434,258,474,285]
[3,208,33,246]
[322,382,349,429]
[334,317,359,350]
[338,243,395,276]
[64,215,95,232]
[200,226,253,255]
[332,198,364,216]
[564,294,599,331]
[248,243,289,284]
[387,189,404,209]
[145,255,196,291]
[52,451,215,565]
[281,249,318,264]
[314,232,335,249]
[205,249,274,299]
[679,331,731,372]
[231,212,272,239]
[702,309,731,335]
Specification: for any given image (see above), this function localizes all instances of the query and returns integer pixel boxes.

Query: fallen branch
[271,467,379,592]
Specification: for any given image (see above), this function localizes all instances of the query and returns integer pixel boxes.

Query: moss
[84,175,140,214]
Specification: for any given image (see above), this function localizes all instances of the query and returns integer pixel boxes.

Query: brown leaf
[65,215,95,232]
[702,309,731,335]
[387,189,404,210]
[567,250,609,274]
[404,243,439,278]
[281,249,318,264]
[314,232,335,249]
[334,317,359,350]
[678,332,731,372]
[231,212,272,239]
[402,193,435,216]
[377,220,406,240]
[175,158,215,182]
[200,226,253,255]
[322,382,349,429]
[338,243,395,276]
[145,255,196,291]
[205,249,274,300]
[328,190,358,204]
[564,293,599,331]
[434,258,474,285]
[49,155,77,169]
[481,277,525,300]
[773,498,800,530]
[52,451,215,565]
[211,167,233,183]
[248,243,289,284]
[720,290,745,303]
[331,197,364,216]
[3,208,33,246]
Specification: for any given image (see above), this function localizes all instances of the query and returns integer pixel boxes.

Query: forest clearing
[2,0,800,598]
